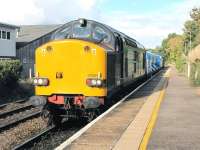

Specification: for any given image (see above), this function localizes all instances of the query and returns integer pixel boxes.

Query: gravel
[0,101,29,115]
[0,117,47,150]
[0,107,40,127]
[29,120,85,150]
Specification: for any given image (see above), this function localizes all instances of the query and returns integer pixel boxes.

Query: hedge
[190,61,200,86]
[0,59,22,87]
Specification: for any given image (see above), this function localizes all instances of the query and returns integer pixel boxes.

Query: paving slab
[148,67,200,150]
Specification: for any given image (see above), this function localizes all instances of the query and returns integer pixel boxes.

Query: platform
[148,67,200,149]
[56,68,170,150]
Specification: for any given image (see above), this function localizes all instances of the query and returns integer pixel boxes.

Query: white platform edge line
[55,71,161,150]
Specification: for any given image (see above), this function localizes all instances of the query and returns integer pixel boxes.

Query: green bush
[0,60,22,87]
[175,56,186,73]
[190,62,200,86]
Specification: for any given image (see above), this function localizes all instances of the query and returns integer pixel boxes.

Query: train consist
[145,51,163,77]
[31,19,164,125]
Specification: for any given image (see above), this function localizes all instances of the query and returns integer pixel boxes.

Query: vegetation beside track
[0,59,34,104]
[155,7,200,85]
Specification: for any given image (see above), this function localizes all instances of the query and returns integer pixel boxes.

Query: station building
[0,22,20,58]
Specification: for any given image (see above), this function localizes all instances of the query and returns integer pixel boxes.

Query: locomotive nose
[35,39,107,97]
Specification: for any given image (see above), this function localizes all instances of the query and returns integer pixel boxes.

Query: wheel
[41,107,62,126]
[52,115,63,126]
[41,107,53,126]
[86,109,100,122]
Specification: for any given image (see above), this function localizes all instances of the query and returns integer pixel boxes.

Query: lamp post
[187,31,192,78]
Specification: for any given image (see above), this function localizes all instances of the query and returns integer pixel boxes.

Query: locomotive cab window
[53,25,72,40]
[93,26,110,44]
[52,20,115,49]
[72,23,92,39]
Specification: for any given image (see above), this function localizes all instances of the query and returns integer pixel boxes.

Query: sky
[0,0,200,48]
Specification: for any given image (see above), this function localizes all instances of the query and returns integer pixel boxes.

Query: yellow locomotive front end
[35,39,106,105]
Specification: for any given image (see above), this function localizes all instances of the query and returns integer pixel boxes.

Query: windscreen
[52,20,114,49]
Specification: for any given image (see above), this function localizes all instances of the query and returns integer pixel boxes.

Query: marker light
[91,79,97,86]
[86,78,104,87]
[96,79,102,86]
[38,79,43,85]
[33,78,49,86]
[33,79,38,85]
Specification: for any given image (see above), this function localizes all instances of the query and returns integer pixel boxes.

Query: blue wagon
[145,51,163,76]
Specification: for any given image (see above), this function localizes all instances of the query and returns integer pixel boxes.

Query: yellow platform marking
[139,69,171,150]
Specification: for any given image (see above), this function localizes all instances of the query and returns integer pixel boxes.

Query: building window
[2,31,6,39]
[7,32,10,40]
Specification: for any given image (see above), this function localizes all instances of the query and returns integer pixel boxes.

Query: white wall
[0,26,17,57]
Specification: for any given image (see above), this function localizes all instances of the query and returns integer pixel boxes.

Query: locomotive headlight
[38,79,43,85]
[86,78,104,87]
[96,79,102,86]
[33,78,49,86]
[91,79,97,86]
[33,79,38,85]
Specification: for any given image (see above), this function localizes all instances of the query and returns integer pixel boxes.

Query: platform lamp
[186,31,192,78]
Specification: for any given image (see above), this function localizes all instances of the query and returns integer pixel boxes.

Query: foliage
[190,61,200,85]
[159,33,184,66]
[0,60,22,87]
[183,8,200,51]
[158,7,200,84]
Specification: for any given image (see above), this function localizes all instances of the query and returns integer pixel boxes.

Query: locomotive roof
[60,19,145,49]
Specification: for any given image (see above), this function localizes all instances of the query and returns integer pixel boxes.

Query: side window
[0,30,1,39]
[126,39,137,48]
[115,37,120,52]
[115,36,123,52]
[93,26,110,43]
[134,63,137,73]
[133,51,138,61]
[143,53,146,69]
[7,32,10,40]
[133,51,138,73]
[2,31,6,39]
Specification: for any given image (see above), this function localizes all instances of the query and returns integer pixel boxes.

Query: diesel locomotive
[31,19,163,125]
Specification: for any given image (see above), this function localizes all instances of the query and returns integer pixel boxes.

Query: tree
[159,33,185,71]
[190,8,200,24]
[183,8,200,50]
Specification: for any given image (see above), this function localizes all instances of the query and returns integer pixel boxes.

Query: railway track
[13,120,84,150]
[10,71,163,150]
[0,101,42,132]
[0,104,33,118]
[13,125,55,150]
[0,109,41,132]
[0,100,26,108]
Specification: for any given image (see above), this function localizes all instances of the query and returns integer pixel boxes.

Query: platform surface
[148,67,200,149]
[61,69,168,150]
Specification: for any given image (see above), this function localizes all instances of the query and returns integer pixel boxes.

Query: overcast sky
[0,0,200,48]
